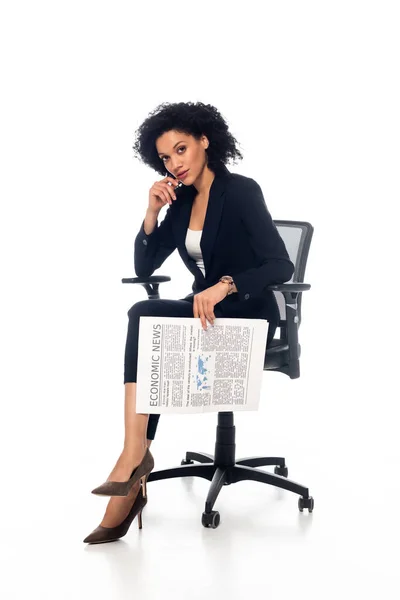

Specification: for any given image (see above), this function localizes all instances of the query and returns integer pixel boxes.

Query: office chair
[122,220,314,528]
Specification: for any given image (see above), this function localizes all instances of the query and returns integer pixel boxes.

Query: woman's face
[155,130,209,185]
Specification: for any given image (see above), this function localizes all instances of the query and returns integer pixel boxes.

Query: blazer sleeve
[231,178,295,301]
[134,207,177,278]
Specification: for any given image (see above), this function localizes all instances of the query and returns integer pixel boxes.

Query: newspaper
[135,317,269,414]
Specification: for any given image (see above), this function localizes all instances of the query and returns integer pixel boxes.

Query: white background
[0,1,399,598]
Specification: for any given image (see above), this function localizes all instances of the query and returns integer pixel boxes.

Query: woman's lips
[178,170,189,181]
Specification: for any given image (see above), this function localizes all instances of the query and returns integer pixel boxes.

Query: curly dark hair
[132,101,243,176]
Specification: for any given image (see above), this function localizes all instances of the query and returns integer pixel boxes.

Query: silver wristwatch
[218,275,235,295]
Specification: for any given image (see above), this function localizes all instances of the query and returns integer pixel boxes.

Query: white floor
[2,356,399,600]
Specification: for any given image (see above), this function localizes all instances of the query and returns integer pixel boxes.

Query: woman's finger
[198,299,207,330]
[153,183,173,204]
[163,182,178,203]
[194,296,206,329]
[206,302,215,325]
[193,296,199,319]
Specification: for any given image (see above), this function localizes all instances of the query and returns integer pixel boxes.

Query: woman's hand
[193,283,228,330]
[148,175,181,213]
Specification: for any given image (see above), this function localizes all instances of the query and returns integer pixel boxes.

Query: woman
[83,101,294,543]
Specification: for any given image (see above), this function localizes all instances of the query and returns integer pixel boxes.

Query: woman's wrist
[218,281,237,295]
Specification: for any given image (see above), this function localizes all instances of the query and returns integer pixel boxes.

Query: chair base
[147,412,314,527]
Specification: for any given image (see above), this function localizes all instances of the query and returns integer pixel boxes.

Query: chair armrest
[267,282,310,311]
[266,283,311,293]
[121,276,172,299]
[266,282,311,363]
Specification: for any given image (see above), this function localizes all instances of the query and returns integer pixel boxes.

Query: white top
[185,228,205,277]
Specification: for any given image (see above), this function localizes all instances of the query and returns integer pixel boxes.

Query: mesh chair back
[273,221,313,328]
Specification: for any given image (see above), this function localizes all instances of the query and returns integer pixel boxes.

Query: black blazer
[134,164,294,325]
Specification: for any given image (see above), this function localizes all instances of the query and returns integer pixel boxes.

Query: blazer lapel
[174,165,231,279]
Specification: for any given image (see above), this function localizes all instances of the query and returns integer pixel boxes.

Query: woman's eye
[161,146,186,162]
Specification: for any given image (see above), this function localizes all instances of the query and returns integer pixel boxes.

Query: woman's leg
[98,298,194,528]
[218,294,280,348]
[99,424,154,529]
[97,382,148,528]
[123,298,195,440]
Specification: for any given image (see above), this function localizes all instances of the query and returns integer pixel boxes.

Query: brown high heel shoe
[83,483,148,544]
[91,448,154,497]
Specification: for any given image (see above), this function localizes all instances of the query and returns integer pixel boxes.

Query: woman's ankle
[123,440,147,456]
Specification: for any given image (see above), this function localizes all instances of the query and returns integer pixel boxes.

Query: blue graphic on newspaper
[192,354,212,391]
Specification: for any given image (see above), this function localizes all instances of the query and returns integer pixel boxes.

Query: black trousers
[123,294,278,440]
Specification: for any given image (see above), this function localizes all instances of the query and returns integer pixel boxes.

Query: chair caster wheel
[274,465,288,477]
[298,496,314,513]
[202,510,220,529]
[181,459,194,465]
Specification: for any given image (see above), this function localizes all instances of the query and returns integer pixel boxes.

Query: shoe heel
[141,474,148,499]
[138,509,143,529]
